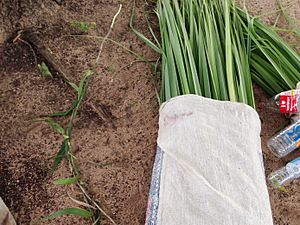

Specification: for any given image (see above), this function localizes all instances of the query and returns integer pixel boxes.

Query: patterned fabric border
[145,146,164,225]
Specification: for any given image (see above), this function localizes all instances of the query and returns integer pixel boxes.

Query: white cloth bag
[146,95,273,225]
[0,198,16,225]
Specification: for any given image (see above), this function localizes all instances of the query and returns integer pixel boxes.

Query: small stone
[0,29,8,44]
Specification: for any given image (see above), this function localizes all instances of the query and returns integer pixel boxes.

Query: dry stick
[94,4,123,69]
[92,217,101,225]
[17,38,38,66]
[68,194,97,210]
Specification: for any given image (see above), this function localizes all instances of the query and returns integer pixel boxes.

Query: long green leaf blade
[53,177,79,185]
[51,139,69,175]
[42,208,93,220]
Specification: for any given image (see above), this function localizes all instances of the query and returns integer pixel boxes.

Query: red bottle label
[280,95,298,113]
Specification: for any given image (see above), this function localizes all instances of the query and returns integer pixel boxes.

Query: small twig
[78,184,117,225]
[16,38,38,66]
[94,4,122,69]
[92,217,100,225]
[68,193,97,210]
[12,31,22,43]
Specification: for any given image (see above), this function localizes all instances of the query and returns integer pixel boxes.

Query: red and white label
[280,95,298,113]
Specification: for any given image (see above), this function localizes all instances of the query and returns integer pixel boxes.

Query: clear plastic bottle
[267,120,300,158]
[268,157,300,189]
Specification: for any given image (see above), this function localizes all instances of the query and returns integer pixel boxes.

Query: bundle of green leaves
[133,0,300,107]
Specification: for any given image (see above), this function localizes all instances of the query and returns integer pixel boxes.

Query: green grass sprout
[70,20,97,33]
[38,62,52,78]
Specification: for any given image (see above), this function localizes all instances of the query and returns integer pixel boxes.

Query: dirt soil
[0,0,299,225]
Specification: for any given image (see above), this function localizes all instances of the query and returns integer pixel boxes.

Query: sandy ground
[0,0,299,224]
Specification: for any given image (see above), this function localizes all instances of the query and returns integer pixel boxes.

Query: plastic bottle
[267,120,300,158]
[268,157,300,189]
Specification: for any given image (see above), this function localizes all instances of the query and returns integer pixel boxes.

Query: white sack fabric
[145,95,273,225]
[0,197,16,225]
